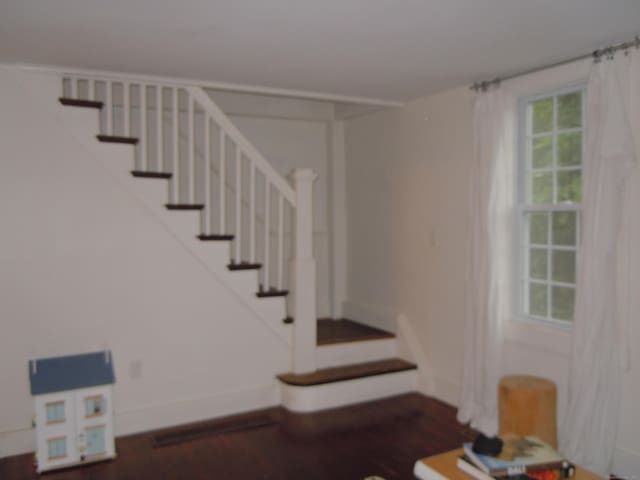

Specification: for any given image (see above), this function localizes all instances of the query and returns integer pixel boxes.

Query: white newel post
[289,168,317,374]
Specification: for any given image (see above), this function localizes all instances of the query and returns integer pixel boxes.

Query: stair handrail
[186,86,296,206]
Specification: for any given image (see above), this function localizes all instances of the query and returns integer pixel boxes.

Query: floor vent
[151,413,278,448]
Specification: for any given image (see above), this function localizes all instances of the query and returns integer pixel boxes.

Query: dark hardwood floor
[0,393,476,480]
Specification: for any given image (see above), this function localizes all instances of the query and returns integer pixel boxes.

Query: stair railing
[61,73,317,373]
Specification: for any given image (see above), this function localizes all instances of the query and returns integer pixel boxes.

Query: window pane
[532,136,553,169]
[552,286,575,321]
[552,250,576,283]
[552,211,577,246]
[529,212,548,244]
[557,92,582,129]
[85,397,104,417]
[532,172,553,203]
[532,97,553,134]
[530,249,548,280]
[557,132,582,166]
[557,170,582,203]
[48,438,66,459]
[529,283,548,317]
[46,403,64,423]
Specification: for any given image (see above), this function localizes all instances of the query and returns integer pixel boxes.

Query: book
[457,455,573,480]
[462,435,571,476]
[457,456,496,480]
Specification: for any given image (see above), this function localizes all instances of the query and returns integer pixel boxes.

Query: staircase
[53,70,417,413]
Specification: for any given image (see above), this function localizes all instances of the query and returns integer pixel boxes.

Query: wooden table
[413,449,603,480]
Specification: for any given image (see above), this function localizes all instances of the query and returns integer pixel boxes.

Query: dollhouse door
[85,425,106,456]
[74,388,111,460]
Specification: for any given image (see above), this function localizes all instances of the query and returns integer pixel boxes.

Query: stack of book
[457,435,576,480]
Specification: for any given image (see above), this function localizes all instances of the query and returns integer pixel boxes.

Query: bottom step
[278,358,415,386]
[278,358,417,412]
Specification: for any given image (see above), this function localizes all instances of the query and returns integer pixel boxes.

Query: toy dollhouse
[29,351,116,473]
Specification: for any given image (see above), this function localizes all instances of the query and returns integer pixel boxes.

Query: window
[85,395,105,417]
[47,437,67,459]
[45,401,65,424]
[518,86,584,324]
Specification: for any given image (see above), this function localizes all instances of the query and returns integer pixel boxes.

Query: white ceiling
[1,0,639,102]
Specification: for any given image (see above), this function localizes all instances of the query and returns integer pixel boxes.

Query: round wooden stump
[498,375,557,448]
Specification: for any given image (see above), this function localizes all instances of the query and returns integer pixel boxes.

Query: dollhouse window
[86,425,106,456]
[45,402,65,424]
[47,437,67,459]
[84,395,104,417]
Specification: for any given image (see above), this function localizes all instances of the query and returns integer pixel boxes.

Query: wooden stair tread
[97,134,138,144]
[59,98,103,109]
[317,318,395,345]
[165,204,205,210]
[256,289,288,298]
[131,171,172,179]
[228,262,261,271]
[277,358,416,386]
[198,234,234,241]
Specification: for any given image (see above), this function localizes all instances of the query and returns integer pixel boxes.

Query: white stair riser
[316,338,396,369]
[280,369,417,412]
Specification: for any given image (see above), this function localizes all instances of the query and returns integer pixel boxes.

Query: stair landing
[317,318,394,345]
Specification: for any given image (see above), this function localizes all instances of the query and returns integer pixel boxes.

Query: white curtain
[458,87,514,436]
[560,52,638,475]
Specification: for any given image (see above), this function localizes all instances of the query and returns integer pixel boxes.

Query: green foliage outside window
[523,88,583,324]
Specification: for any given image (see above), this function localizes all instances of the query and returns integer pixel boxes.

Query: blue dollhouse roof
[29,351,115,395]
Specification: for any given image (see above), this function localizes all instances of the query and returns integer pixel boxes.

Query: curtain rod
[471,34,640,92]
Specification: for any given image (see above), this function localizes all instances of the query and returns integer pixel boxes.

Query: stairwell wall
[0,66,293,457]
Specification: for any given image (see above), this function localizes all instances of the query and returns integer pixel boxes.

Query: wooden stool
[498,375,557,448]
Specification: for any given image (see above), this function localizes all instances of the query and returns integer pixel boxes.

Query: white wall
[344,61,640,474]
[0,67,292,457]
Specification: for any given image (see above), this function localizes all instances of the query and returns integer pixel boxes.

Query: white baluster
[70,76,77,99]
[188,95,194,203]
[277,193,284,291]
[249,162,256,263]
[123,82,130,140]
[172,87,179,203]
[105,80,112,136]
[204,116,211,235]
[156,86,162,172]
[140,84,147,170]
[235,147,242,262]
[219,130,226,234]
[263,182,270,289]
[88,78,94,102]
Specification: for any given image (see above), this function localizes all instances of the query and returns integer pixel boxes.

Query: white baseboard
[432,376,461,408]
[0,384,280,459]
[342,299,397,333]
[114,383,281,437]
[396,313,435,396]
[0,428,34,459]
[613,445,640,477]
[280,370,417,412]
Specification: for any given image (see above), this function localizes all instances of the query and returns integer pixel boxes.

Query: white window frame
[516,83,585,328]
